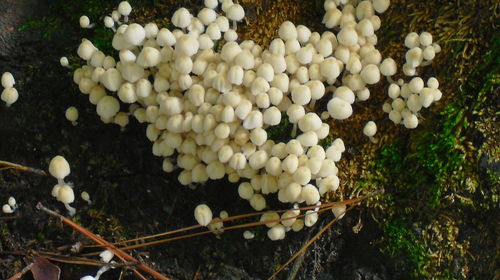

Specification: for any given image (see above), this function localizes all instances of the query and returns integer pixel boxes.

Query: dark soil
[0,1,391,280]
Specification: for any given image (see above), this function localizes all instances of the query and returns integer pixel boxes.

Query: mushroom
[194,204,213,226]
[118,1,132,22]
[226,4,245,31]
[243,230,255,239]
[1,72,15,88]
[81,191,92,205]
[1,88,18,107]
[49,155,70,185]
[363,121,377,143]
[79,15,94,29]
[267,224,286,241]
[65,106,79,126]
[2,204,14,214]
[57,184,76,216]
[172,8,192,31]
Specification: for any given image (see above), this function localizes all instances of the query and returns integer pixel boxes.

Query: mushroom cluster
[2,196,17,214]
[48,155,77,216]
[380,31,442,129]
[1,72,18,107]
[66,0,443,240]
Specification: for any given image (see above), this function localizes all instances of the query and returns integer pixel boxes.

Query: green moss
[381,220,431,278]
[367,33,500,280]
[267,114,293,143]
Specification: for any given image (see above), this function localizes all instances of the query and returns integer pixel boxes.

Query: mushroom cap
[403,113,419,129]
[77,39,96,61]
[1,88,19,106]
[409,77,424,93]
[118,1,132,16]
[404,32,420,49]
[221,41,242,63]
[278,21,297,41]
[172,7,192,28]
[57,184,75,204]
[49,155,70,180]
[360,64,381,84]
[224,29,238,42]
[204,0,218,9]
[304,210,319,227]
[96,96,120,120]
[380,58,397,76]
[175,34,200,57]
[293,166,312,185]
[249,194,266,211]
[123,23,146,46]
[363,121,377,137]
[2,204,13,214]
[260,211,280,228]
[282,154,299,174]
[104,16,114,28]
[194,204,213,226]
[267,224,286,240]
[337,26,358,46]
[79,15,90,28]
[419,31,433,47]
[296,25,311,43]
[283,182,302,203]
[281,209,300,227]
[238,182,254,200]
[243,110,263,130]
[298,112,322,132]
[291,85,311,105]
[1,72,15,88]
[331,204,346,219]
[373,0,390,13]
[65,106,79,122]
[333,86,355,104]
[227,4,245,21]
[198,8,217,25]
[301,184,320,205]
[327,97,353,120]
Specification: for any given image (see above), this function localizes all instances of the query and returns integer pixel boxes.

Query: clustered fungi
[2,196,17,214]
[63,0,443,240]
[48,155,77,216]
[1,72,18,107]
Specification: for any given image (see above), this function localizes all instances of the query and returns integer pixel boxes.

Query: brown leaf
[31,256,61,280]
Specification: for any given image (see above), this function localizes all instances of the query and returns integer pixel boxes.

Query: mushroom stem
[291,123,298,137]
[111,27,117,33]
[369,136,378,144]
[95,265,111,280]
[309,99,317,110]
[124,16,129,23]
[386,75,396,84]
[88,23,96,29]
[64,203,76,217]
[421,60,432,67]
[57,178,65,185]
[232,20,237,31]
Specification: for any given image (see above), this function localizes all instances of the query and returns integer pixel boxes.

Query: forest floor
[0,1,498,280]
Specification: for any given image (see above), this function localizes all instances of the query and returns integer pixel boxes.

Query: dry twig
[36,202,169,280]
[0,160,46,176]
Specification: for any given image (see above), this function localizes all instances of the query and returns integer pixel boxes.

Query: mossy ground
[0,0,498,279]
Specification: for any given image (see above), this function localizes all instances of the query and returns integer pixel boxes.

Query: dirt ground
[0,0,498,280]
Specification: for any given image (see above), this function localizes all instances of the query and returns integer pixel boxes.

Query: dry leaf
[31,256,61,280]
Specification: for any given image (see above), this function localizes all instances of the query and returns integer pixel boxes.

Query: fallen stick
[7,262,33,280]
[0,160,46,176]
[36,202,170,280]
